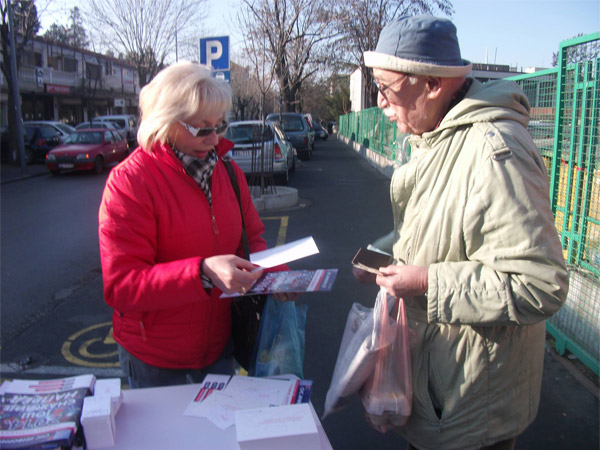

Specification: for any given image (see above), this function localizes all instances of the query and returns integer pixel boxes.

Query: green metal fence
[338,107,410,163]
[339,32,600,376]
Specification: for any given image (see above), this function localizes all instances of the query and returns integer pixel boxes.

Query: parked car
[75,121,120,131]
[45,128,129,174]
[313,122,329,141]
[224,120,295,185]
[15,123,65,164]
[23,121,75,143]
[265,112,313,160]
[93,114,139,147]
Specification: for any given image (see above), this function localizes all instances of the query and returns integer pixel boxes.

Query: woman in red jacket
[98,61,287,388]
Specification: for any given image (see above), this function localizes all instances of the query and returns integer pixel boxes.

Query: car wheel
[93,155,104,174]
[24,147,34,165]
[50,170,60,176]
[290,155,296,173]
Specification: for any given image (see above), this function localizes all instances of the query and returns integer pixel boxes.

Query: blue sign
[199,36,230,70]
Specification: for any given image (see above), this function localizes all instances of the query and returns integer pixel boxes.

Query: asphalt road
[1,137,598,449]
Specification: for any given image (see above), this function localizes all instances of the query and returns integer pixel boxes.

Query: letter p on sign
[200,36,230,71]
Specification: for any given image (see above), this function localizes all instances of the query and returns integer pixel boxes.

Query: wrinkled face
[373,68,432,136]
[170,110,227,159]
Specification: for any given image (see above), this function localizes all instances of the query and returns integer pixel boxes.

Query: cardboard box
[235,403,320,450]
[81,395,115,449]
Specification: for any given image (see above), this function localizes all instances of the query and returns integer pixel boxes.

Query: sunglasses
[180,121,229,137]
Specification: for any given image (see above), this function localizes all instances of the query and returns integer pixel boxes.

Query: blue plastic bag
[249,297,308,378]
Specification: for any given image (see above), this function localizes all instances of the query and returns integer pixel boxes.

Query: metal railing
[338,32,600,376]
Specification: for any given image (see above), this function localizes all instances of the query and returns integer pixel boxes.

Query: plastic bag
[249,296,308,379]
[360,293,412,432]
[323,287,397,418]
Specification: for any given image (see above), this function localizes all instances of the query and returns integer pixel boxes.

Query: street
[1,137,598,449]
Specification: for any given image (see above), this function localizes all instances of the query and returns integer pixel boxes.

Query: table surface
[91,383,333,450]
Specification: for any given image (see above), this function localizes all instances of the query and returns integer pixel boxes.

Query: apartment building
[1,35,140,127]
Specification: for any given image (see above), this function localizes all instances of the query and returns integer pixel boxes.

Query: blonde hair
[137,61,232,151]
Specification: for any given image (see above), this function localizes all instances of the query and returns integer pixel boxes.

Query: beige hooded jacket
[376,79,569,449]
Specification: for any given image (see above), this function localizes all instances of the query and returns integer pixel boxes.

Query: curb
[250,186,299,212]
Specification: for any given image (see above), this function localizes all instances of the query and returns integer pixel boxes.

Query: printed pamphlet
[0,374,96,449]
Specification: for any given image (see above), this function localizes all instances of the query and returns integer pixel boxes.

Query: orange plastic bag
[360,292,412,433]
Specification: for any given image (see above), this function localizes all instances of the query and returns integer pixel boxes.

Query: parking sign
[199,36,230,70]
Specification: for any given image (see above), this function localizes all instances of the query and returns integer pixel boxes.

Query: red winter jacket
[98,138,268,369]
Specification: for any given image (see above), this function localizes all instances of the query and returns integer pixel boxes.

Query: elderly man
[354,15,569,450]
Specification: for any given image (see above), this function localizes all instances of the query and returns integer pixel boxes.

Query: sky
[38,0,599,71]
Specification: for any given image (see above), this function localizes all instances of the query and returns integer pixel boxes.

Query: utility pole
[7,0,26,171]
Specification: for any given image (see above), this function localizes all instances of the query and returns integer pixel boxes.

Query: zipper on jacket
[438,419,444,432]
[139,320,147,341]
[209,204,219,237]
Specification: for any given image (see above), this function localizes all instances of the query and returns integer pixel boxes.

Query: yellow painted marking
[62,322,119,368]
[262,216,289,247]
[103,326,116,345]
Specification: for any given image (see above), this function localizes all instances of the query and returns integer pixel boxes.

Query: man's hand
[202,255,263,296]
[376,265,428,298]
[352,266,377,284]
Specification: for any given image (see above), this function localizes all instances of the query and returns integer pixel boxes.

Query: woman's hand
[352,266,377,284]
[376,264,428,299]
[273,292,300,302]
[202,255,263,296]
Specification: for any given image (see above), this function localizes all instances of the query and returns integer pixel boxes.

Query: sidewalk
[1,162,49,185]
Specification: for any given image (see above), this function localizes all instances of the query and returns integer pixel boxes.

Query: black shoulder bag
[222,158,267,371]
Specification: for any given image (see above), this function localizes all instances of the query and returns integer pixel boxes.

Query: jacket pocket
[426,351,447,420]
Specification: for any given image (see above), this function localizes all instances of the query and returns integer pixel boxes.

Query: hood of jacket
[433,79,531,135]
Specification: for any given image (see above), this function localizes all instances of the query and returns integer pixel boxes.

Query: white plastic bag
[360,294,412,432]
[323,287,397,418]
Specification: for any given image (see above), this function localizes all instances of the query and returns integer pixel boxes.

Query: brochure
[0,374,95,449]
[223,268,338,298]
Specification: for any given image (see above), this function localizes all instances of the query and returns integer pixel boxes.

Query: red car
[46,128,129,174]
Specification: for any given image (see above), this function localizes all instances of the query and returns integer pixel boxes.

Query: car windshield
[226,124,273,144]
[280,116,303,132]
[65,131,103,144]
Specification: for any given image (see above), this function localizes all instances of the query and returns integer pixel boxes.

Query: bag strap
[223,158,251,260]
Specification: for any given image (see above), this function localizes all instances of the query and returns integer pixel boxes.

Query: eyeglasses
[373,74,408,100]
[180,121,229,137]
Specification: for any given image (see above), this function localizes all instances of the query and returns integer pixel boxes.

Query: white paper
[250,236,319,268]
[183,376,299,429]
[235,404,319,450]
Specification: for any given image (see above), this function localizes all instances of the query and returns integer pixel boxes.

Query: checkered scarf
[173,148,218,205]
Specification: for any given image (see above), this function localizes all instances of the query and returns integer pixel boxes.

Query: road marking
[262,216,289,247]
[61,322,119,368]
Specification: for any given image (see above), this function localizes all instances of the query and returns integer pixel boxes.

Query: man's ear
[425,76,443,98]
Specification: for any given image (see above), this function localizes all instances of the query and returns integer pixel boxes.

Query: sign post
[199,36,230,83]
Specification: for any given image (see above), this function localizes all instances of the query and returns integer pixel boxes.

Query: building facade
[1,35,140,127]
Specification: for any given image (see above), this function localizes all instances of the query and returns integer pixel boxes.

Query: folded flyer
[223,269,338,298]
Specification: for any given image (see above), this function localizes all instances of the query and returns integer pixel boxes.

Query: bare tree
[230,62,262,121]
[333,0,453,107]
[238,0,338,112]
[0,0,40,160]
[85,0,208,87]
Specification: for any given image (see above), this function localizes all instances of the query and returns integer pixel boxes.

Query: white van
[94,114,138,147]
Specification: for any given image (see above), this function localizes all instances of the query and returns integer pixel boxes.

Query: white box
[235,403,320,450]
[81,395,115,449]
[94,378,123,414]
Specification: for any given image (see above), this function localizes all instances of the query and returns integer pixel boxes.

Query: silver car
[225,120,295,185]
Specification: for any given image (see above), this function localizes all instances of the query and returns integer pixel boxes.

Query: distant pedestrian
[354,15,569,450]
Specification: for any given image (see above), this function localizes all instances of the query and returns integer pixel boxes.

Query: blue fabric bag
[249,296,308,379]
